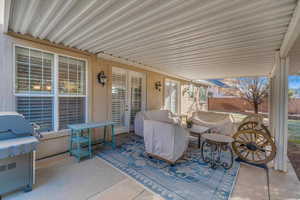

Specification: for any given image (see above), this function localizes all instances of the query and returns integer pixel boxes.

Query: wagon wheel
[240,114,264,125]
[232,129,276,164]
[238,121,271,137]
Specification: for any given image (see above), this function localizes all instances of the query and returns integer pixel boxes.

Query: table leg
[104,126,107,142]
[216,144,221,165]
[76,131,80,162]
[88,128,92,159]
[210,143,215,168]
[221,144,234,169]
[111,125,115,149]
[69,130,73,156]
[201,140,210,163]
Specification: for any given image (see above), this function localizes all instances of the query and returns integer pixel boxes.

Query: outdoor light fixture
[155,81,162,91]
[97,71,107,86]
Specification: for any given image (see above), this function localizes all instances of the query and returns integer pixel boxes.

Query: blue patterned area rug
[97,136,240,200]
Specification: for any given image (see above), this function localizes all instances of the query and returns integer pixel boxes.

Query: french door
[164,79,180,114]
[111,67,146,133]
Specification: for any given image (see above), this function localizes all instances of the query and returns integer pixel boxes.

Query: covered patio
[1,0,300,199]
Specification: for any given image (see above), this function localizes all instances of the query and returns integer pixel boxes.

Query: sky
[209,76,300,90]
[289,76,300,89]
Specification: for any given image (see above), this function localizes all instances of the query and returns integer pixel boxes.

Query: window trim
[13,44,89,132]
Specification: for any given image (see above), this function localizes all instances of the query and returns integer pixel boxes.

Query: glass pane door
[112,67,129,133]
[129,71,146,129]
[111,67,146,133]
[165,79,180,114]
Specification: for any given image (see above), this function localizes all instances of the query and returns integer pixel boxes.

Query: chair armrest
[144,119,175,128]
[144,119,178,126]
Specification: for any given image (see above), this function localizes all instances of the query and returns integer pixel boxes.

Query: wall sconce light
[155,81,162,91]
[97,71,107,86]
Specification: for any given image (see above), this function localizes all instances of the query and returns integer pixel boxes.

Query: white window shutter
[112,69,127,126]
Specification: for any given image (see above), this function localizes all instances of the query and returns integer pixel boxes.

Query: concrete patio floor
[3,153,300,200]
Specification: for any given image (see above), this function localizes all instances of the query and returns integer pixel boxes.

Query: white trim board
[97,53,190,82]
[280,0,300,57]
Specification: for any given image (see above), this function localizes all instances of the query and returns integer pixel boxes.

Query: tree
[288,89,294,99]
[236,77,269,114]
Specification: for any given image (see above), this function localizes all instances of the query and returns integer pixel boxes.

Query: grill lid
[0,113,34,140]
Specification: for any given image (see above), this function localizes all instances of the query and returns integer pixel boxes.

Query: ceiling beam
[280,1,300,57]
[7,32,93,56]
[97,52,190,82]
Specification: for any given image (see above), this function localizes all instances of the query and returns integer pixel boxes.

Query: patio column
[270,52,289,172]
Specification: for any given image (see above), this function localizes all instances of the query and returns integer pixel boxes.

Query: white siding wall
[0,28,71,159]
[0,25,14,111]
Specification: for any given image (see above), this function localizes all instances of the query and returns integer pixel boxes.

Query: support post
[268,77,273,136]
[271,53,289,172]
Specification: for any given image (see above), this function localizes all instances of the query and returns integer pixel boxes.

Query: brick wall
[208,97,300,114]
[208,97,268,113]
[289,98,300,114]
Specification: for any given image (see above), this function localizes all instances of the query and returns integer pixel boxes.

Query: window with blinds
[130,77,142,125]
[59,56,86,95]
[15,46,54,131]
[16,96,53,132]
[111,70,127,127]
[59,97,85,130]
[15,46,53,94]
[58,56,87,130]
[14,46,87,132]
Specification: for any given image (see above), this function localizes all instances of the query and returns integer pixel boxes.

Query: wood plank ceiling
[7,0,297,79]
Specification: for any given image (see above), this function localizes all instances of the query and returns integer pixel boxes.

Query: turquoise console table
[68,121,116,162]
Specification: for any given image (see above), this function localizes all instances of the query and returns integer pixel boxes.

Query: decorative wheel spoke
[243,133,251,142]
[235,140,246,144]
[232,128,276,164]
[244,151,250,159]
[255,151,263,160]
